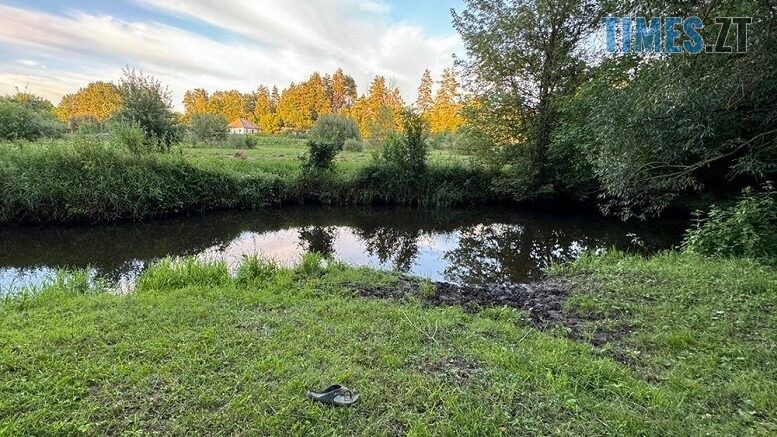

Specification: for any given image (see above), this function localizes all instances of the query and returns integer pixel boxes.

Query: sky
[0,0,465,110]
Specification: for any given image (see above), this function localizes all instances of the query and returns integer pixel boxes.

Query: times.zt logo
[602,16,752,54]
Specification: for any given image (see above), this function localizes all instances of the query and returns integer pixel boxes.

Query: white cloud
[359,1,391,14]
[0,2,461,109]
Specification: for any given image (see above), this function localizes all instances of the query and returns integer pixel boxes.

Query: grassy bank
[1,253,774,434]
[0,139,493,224]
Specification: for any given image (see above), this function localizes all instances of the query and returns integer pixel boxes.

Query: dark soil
[350,276,625,348]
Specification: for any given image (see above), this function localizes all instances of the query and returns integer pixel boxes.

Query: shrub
[109,120,147,155]
[304,139,340,171]
[70,115,104,135]
[189,113,227,145]
[683,185,777,262]
[0,99,66,140]
[113,68,180,152]
[309,114,360,149]
[427,131,463,150]
[226,134,259,149]
[343,138,364,152]
[377,110,428,174]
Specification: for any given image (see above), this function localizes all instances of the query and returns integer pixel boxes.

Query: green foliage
[683,185,777,262]
[453,0,605,196]
[136,257,231,291]
[377,110,429,174]
[0,99,66,140]
[70,115,104,135]
[308,114,360,149]
[0,139,289,224]
[226,133,259,149]
[295,252,328,278]
[427,131,465,151]
[342,138,363,152]
[0,137,493,224]
[189,113,227,145]
[304,139,340,171]
[108,120,148,155]
[235,255,279,285]
[2,254,776,434]
[550,0,776,217]
[113,68,180,152]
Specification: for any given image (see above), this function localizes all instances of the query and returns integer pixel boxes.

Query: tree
[556,1,777,218]
[453,0,605,195]
[189,113,227,145]
[427,68,464,133]
[182,88,210,122]
[309,114,360,149]
[416,69,434,113]
[208,90,250,122]
[251,86,274,125]
[0,97,65,140]
[349,76,404,140]
[113,68,179,151]
[55,81,122,123]
[330,68,358,113]
[277,82,310,130]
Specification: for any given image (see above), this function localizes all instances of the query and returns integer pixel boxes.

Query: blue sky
[0,0,464,108]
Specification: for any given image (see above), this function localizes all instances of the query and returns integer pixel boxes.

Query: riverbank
[2,252,774,434]
[0,139,494,224]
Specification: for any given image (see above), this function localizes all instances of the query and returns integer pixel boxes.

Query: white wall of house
[229,128,258,135]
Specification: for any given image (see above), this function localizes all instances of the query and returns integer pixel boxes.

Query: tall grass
[0,139,289,223]
[0,138,500,224]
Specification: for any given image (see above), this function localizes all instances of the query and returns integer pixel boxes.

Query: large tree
[556,0,777,218]
[453,0,606,196]
[416,69,434,113]
[56,81,122,123]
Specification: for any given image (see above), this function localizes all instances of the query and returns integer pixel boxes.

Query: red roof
[228,118,259,130]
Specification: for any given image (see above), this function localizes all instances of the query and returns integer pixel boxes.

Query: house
[228,118,260,135]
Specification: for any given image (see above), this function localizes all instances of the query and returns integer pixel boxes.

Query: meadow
[0,136,492,224]
[1,252,774,435]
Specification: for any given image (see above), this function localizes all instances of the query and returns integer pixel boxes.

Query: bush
[0,99,66,140]
[377,110,428,174]
[108,120,148,155]
[309,114,360,149]
[189,114,227,145]
[113,68,180,152]
[427,131,463,150]
[70,115,104,135]
[683,185,777,262]
[304,139,340,171]
[226,134,259,149]
[342,138,364,152]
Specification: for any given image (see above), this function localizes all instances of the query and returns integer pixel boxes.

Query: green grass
[1,252,775,434]
[550,251,777,434]
[183,138,473,178]
[0,138,491,224]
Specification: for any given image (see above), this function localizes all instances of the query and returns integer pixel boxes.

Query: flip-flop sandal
[306,384,360,406]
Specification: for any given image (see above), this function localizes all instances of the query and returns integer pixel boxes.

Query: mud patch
[351,276,626,348]
[352,276,570,328]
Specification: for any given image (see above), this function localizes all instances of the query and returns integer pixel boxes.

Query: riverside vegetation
[1,0,775,434]
[2,189,775,434]
[1,241,774,434]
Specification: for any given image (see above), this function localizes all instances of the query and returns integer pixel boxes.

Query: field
[183,136,474,177]
[1,252,774,434]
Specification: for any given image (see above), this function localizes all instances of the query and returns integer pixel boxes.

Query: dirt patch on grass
[352,276,570,328]
[351,276,626,348]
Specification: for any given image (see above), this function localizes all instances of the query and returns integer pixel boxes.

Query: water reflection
[0,206,684,291]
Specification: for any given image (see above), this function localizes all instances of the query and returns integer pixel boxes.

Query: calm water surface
[0,206,685,292]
